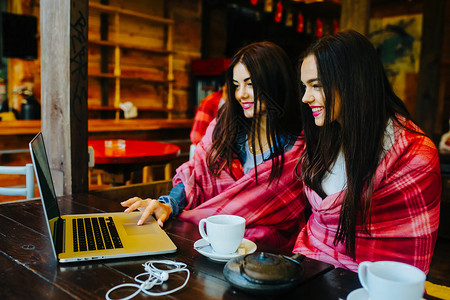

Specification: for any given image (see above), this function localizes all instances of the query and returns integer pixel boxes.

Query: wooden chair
[0,163,35,199]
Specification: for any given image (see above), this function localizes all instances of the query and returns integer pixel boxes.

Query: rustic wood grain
[0,194,441,299]
[40,0,89,195]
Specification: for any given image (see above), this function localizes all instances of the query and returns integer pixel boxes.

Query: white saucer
[347,288,427,300]
[193,238,257,262]
[347,288,369,300]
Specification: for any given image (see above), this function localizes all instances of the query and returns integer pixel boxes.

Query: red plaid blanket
[176,120,307,251]
[190,90,223,145]
[293,120,441,274]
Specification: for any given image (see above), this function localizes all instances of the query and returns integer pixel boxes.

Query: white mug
[198,215,245,254]
[358,261,425,300]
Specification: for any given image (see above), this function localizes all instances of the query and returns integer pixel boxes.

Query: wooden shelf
[0,119,194,136]
[89,39,173,55]
[89,72,115,79]
[88,72,174,85]
[88,1,175,119]
[88,105,182,113]
[89,2,174,25]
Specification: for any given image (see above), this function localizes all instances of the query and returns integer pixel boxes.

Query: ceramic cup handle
[358,261,371,292]
[198,219,210,243]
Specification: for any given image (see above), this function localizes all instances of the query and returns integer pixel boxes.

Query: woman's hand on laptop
[121,197,172,227]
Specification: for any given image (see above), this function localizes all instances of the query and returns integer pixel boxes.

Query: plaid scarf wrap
[175,120,307,251]
[293,121,441,274]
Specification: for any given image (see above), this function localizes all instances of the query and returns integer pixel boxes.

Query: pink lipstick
[241,102,254,110]
[310,106,324,117]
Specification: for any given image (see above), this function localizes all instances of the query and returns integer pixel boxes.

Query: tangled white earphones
[105,260,190,300]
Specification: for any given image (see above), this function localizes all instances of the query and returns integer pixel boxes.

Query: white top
[243,140,271,174]
[321,119,395,196]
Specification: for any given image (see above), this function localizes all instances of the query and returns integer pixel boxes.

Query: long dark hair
[208,41,302,182]
[298,30,413,258]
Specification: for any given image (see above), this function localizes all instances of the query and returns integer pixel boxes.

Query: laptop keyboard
[72,216,123,252]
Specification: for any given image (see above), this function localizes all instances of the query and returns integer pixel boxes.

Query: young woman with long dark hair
[293,30,440,273]
[122,41,307,250]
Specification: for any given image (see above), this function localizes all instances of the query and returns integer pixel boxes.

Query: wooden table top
[0,195,438,299]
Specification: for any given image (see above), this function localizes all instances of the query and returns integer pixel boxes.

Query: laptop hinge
[53,217,64,255]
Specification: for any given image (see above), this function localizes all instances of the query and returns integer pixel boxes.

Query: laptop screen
[29,132,62,255]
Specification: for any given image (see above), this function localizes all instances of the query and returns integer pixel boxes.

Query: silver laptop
[29,132,177,263]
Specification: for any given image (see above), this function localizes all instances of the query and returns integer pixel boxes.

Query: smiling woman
[294,30,441,275]
[121,41,307,252]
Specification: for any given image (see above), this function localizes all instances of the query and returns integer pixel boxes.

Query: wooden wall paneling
[107,0,165,17]
[118,17,165,48]
[169,0,202,118]
[172,52,198,116]
[40,0,89,195]
[87,79,102,106]
[173,55,191,89]
[120,52,166,81]
[119,81,164,108]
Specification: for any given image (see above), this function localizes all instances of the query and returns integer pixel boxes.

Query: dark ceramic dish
[223,252,305,295]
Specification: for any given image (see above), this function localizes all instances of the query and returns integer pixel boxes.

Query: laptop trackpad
[123,223,158,236]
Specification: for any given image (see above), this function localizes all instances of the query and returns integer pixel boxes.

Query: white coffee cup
[358,261,426,300]
[198,215,245,254]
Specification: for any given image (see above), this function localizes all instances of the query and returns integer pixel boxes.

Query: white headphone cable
[105,260,190,300]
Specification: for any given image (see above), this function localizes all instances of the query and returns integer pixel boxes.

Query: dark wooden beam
[415,0,446,138]
[201,0,211,59]
[40,0,89,195]
[340,0,371,35]
[100,0,109,108]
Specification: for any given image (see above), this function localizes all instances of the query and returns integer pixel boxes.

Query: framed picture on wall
[369,14,422,115]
